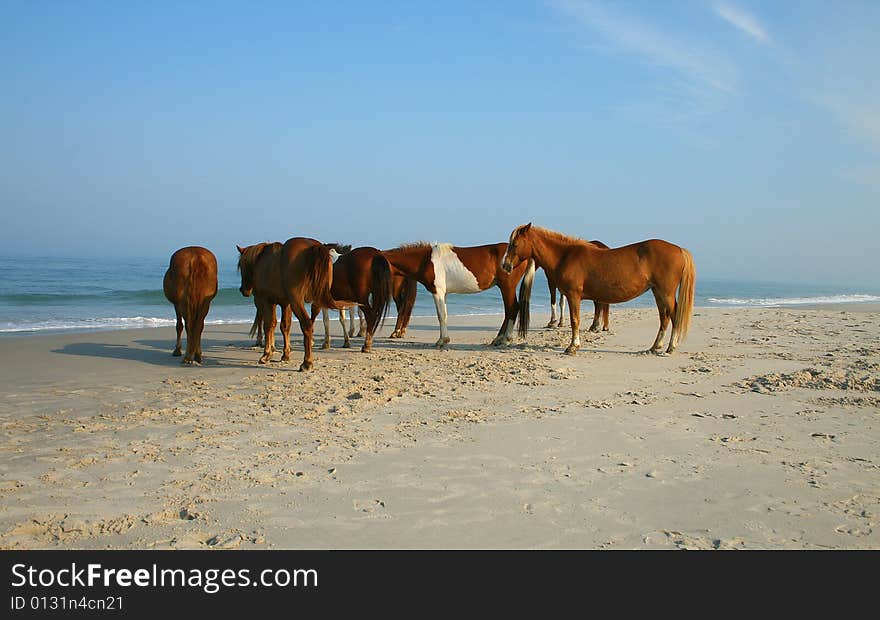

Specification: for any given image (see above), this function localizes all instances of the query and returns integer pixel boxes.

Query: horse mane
[237,242,281,271]
[519,225,594,248]
[324,242,352,254]
[393,241,431,251]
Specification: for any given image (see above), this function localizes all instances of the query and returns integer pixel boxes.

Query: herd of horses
[163,224,696,370]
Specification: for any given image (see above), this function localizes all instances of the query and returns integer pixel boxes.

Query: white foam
[0,317,251,334]
[706,294,880,307]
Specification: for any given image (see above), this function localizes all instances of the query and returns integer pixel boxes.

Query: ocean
[1,255,878,336]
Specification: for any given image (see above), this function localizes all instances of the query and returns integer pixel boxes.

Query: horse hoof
[258,356,270,364]
[299,361,313,372]
[172,349,182,357]
[357,331,366,338]
[342,341,351,349]
[321,342,331,350]
[435,337,451,348]
[589,327,600,333]
[361,345,371,353]
[564,346,578,356]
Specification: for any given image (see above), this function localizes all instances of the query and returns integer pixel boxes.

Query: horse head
[501,222,532,272]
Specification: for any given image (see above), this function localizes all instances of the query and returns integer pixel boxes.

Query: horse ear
[236,245,244,254]
[524,222,532,232]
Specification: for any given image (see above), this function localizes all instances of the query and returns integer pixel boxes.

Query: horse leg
[172,305,183,356]
[357,308,366,337]
[588,300,602,332]
[339,308,351,348]
[432,291,450,347]
[182,310,196,364]
[291,300,315,371]
[280,304,292,362]
[361,307,376,353]
[492,283,518,346]
[601,303,610,331]
[321,307,332,349]
[649,290,673,354]
[547,286,557,328]
[191,301,210,364]
[666,295,682,355]
[563,292,581,355]
[259,303,275,364]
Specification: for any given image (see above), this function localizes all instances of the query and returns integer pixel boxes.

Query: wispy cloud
[551,0,737,93]
[713,2,769,44]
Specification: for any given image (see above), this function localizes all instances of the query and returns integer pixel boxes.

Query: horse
[242,244,368,353]
[238,238,339,370]
[163,246,218,364]
[237,242,292,364]
[388,273,418,339]
[321,244,367,348]
[309,246,393,352]
[502,224,695,355]
[382,242,533,347]
[545,239,611,332]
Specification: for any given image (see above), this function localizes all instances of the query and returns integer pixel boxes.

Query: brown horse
[163,246,218,365]
[388,273,418,339]
[545,239,611,332]
[502,224,695,355]
[382,242,532,347]
[308,246,393,352]
[238,239,339,370]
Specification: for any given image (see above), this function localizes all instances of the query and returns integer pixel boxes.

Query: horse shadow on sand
[52,334,258,368]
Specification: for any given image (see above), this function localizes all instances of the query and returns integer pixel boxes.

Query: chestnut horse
[388,274,418,339]
[237,238,339,370]
[244,244,368,351]
[382,242,532,347]
[163,246,218,365]
[308,246,393,352]
[502,224,695,355]
[546,239,611,332]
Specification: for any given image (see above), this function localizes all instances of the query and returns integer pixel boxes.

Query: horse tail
[369,254,393,329]
[304,244,341,310]
[674,248,696,343]
[248,308,261,338]
[517,259,536,339]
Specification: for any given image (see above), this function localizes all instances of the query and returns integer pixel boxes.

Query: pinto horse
[237,238,339,370]
[502,224,695,355]
[382,242,532,347]
[309,246,393,352]
[163,246,218,364]
[545,239,611,332]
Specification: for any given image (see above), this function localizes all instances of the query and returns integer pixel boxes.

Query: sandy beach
[0,305,877,550]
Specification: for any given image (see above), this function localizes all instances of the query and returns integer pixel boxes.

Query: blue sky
[1,1,878,285]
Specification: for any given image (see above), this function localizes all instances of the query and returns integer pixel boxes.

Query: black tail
[396,277,418,326]
[368,254,393,331]
[516,259,535,339]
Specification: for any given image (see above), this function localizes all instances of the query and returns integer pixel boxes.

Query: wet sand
[0,306,878,549]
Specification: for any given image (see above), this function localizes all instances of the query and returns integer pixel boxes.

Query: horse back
[164,246,218,306]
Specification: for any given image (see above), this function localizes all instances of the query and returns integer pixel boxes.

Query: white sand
[0,306,877,549]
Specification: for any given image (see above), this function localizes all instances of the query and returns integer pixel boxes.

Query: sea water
[1,256,878,336]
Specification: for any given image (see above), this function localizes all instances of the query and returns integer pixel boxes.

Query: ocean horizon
[1,255,878,336]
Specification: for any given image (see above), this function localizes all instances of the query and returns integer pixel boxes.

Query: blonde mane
[393,241,432,251]
[515,224,592,247]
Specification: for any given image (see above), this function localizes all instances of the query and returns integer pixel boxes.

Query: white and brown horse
[545,239,611,332]
[503,224,695,355]
[382,242,533,347]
